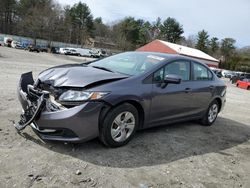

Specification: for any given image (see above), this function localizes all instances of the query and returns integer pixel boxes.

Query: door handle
[185,88,192,93]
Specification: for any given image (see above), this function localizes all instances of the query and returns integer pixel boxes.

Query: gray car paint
[17,52,226,142]
[88,55,226,128]
[38,65,128,88]
[35,102,103,142]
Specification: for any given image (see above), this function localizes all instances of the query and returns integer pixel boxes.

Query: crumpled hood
[38,64,128,88]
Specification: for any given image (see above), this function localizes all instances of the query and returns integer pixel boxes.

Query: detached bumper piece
[14,94,47,131]
[14,72,49,131]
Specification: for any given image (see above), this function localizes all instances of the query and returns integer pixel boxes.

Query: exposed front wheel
[201,100,219,126]
[99,103,138,147]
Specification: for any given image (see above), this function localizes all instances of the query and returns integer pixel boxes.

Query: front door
[149,60,194,126]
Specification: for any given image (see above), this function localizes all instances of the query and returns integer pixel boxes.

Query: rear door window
[193,62,213,81]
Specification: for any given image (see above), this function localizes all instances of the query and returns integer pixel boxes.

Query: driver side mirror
[164,74,181,84]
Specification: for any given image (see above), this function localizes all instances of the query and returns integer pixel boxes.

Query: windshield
[89,52,165,76]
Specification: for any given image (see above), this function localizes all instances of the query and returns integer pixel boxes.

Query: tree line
[0,0,249,71]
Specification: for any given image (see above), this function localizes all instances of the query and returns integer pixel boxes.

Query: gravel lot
[0,47,250,188]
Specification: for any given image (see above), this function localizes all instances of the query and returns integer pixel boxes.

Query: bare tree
[0,0,16,34]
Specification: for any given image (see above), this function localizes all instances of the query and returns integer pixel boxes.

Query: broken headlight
[58,90,109,102]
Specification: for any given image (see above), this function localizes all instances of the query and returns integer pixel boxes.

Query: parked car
[0,41,4,46]
[51,47,60,54]
[11,41,22,48]
[76,48,92,57]
[90,48,108,58]
[14,52,226,147]
[59,48,70,54]
[26,45,40,53]
[224,72,234,78]
[99,49,109,57]
[212,69,222,78]
[230,75,240,84]
[221,70,231,77]
[231,73,250,84]
[38,46,48,53]
[240,73,250,79]
[65,49,79,56]
[236,79,250,90]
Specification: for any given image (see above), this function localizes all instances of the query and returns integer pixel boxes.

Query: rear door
[149,60,195,126]
[189,62,214,115]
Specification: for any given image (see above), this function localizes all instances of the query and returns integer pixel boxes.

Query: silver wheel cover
[111,111,135,142]
[208,104,218,123]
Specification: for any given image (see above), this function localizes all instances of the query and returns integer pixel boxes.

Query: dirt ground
[0,47,250,188]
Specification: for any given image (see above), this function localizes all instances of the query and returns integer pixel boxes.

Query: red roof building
[136,40,219,67]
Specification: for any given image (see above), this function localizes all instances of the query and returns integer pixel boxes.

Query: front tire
[201,100,219,126]
[99,103,138,147]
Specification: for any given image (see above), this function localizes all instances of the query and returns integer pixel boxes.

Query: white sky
[57,0,250,47]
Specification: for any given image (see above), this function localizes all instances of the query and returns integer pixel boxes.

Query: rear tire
[247,86,250,90]
[99,103,138,147]
[201,100,219,126]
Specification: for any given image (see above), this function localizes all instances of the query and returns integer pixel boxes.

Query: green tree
[112,17,141,50]
[159,17,184,43]
[137,21,152,46]
[69,2,94,46]
[196,30,209,53]
[220,38,236,69]
[234,50,250,72]
[209,37,219,56]
[220,38,236,58]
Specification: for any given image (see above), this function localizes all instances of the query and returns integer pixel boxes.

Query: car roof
[130,51,215,71]
[131,51,178,58]
[130,51,204,62]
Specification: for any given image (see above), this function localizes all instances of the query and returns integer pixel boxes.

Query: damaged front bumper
[14,93,47,131]
[15,72,105,142]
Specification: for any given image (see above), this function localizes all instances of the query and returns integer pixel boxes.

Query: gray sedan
[15,52,226,147]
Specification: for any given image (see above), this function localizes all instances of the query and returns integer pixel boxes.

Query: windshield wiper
[92,66,114,73]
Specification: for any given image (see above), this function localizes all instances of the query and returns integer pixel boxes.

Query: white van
[76,48,92,57]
